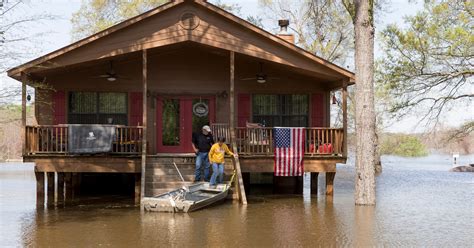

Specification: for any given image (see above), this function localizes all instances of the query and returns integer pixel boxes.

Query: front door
[156,96,215,153]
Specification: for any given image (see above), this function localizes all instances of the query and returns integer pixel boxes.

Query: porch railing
[210,124,344,156]
[25,125,143,155]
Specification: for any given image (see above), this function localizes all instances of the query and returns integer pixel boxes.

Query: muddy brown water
[1,154,473,247]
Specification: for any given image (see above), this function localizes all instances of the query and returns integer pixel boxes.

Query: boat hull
[142,182,229,213]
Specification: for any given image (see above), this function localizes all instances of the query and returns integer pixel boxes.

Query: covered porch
[18,42,350,206]
[8,0,353,206]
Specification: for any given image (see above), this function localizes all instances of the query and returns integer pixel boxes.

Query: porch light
[107,76,117,82]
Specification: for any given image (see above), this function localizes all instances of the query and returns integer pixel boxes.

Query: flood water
[1,154,473,247]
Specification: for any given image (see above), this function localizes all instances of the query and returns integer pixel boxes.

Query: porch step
[145,168,196,176]
[145,167,233,175]
[146,163,196,169]
[146,174,234,182]
[145,181,195,188]
[146,163,234,170]
[146,175,195,182]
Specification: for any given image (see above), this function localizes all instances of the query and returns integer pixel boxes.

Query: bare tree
[259,0,354,66]
[0,0,56,103]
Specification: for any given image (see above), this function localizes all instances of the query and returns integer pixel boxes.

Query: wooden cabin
[7,0,353,205]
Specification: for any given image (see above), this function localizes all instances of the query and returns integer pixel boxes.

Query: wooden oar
[173,162,185,182]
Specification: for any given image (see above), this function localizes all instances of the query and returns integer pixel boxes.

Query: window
[252,94,308,127]
[161,99,180,146]
[68,92,128,125]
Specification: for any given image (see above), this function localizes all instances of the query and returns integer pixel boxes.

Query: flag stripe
[274,127,305,177]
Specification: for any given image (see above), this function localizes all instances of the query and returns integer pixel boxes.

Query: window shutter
[237,93,250,127]
[52,90,66,125]
[129,92,143,126]
[311,93,325,127]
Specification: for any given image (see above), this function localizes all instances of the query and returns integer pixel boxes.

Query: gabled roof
[7,0,354,83]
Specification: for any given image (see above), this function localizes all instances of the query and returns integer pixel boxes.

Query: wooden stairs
[145,156,236,198]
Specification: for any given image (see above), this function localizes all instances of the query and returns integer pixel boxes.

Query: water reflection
[354,206,375,247]
[1,154,473,247]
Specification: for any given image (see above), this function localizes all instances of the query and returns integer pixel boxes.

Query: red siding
[129,92,143,126]
[237,93,251,127]
[311,93,325,127]
[52,90,66,125]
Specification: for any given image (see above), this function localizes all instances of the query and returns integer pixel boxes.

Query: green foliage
[71,0,167,40]
[380,134,428,157]
[378,0,473,125]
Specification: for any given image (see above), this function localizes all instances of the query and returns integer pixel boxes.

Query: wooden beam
[57,172,65,204]
[140,49,148,204]
[229,51,247,205]
[238,157,341,173]
[25,157,141,173]
[135,174,141,205]
[325,172,336,195]
[35,171,45,207]
[311,172,319,195]
[21,73,27,156]
[229,51,235,135]
[47,172,54,205]
[342,80,348,157]
[65,173,73,202]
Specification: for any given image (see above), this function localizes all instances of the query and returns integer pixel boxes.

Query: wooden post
[325,172,336,195]
[21,73,27,156]
[35,171,45,207]
[342,80,348,157]
[140,49,148,205]
[57,172,65,204]
[295,175,304,194]
[311,172,319,195]
[46,172,54,205]
[65,173,73,202]
[229,51,236,141]
[135,173,141,205]
[229,51,247,205]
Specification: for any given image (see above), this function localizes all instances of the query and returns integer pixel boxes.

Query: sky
[0,0,471,133]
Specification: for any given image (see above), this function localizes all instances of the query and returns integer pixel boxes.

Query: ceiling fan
[93,61,129,82]
[240,62,279,84]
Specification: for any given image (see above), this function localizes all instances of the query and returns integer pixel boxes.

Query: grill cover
[68,124,116,154]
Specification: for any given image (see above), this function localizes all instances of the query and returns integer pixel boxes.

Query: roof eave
[7,0,355,81]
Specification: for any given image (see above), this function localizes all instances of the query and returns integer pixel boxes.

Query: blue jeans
[210,163,224,186]
[195,152,210,181]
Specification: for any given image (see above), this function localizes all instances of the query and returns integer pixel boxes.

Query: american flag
[274,127,305,176]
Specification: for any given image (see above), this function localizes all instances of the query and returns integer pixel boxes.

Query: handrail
[24,125,144,155]
[234,127,344,156]
[231,141,247,205]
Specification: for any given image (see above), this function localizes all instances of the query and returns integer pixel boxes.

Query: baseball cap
[202,125,211,132]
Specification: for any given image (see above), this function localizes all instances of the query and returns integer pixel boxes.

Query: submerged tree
[378,0,473,128]
[343,0,377,205]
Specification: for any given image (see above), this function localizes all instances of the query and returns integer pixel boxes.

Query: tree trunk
[354,0,376,205]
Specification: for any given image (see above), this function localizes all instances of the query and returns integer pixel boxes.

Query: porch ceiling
[30,42,344,90]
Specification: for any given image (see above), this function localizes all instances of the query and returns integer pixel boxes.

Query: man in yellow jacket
[208,136,237,187]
